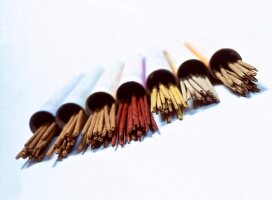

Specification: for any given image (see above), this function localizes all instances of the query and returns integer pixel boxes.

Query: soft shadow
[52,159,62,168]
[113,143,119,151]
[257,82,267,92]
[21,160,33,169]
[185,101,218,116]
[21,159,44,169]
[245,82,268,99]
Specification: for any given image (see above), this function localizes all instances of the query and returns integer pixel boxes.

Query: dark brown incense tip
[177,59,207,79]
[209,48,242,77]
[146,69,177,91]
[29,111,55,133]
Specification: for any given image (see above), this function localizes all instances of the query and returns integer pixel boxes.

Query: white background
[1,0,272,199]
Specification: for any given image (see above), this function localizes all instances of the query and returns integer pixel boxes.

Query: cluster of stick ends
[150,83,187,123]
[179,74,220,104]
[16,122,57,161]
[16,94,158,162]
[78,103,116,152]
[112,94,158,146]
[213,60,259,95]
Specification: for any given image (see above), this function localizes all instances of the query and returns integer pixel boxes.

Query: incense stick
[163,50,177,74]
[184,42,209,67]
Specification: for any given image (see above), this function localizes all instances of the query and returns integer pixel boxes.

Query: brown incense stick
[109,103,116,131]
[72,110,85,137]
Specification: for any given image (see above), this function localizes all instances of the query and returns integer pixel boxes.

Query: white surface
[1,0,272,200]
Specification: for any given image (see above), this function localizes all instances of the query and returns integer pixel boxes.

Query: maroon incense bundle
[112,56,158,147]
[112,92,158,147]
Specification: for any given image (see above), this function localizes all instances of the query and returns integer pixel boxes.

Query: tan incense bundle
[163,41,219,105]
[177,59,220,104]
[78,62,124,151]
[185,42,260,96]
[47,68,103,160]
[112,56,158,147]
[16,74,83,162]
[146,50,188,123]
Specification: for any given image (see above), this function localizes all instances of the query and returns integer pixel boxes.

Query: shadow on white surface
[185,102,218,116]
[256,82,268,93]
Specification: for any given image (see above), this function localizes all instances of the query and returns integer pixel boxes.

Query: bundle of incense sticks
[146,50,188,123]
[16,74,83,161]
[16,122,58,161]
[113,93,158,146]
[78,62,124,151]
[185,42,259,96]
[178,67,220,104]
[163,46,219,105]
[47,68,103,160]
[79,103,116,150]
[113,56,158,146]
[47,109,86,160]
[150,82,187,122]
